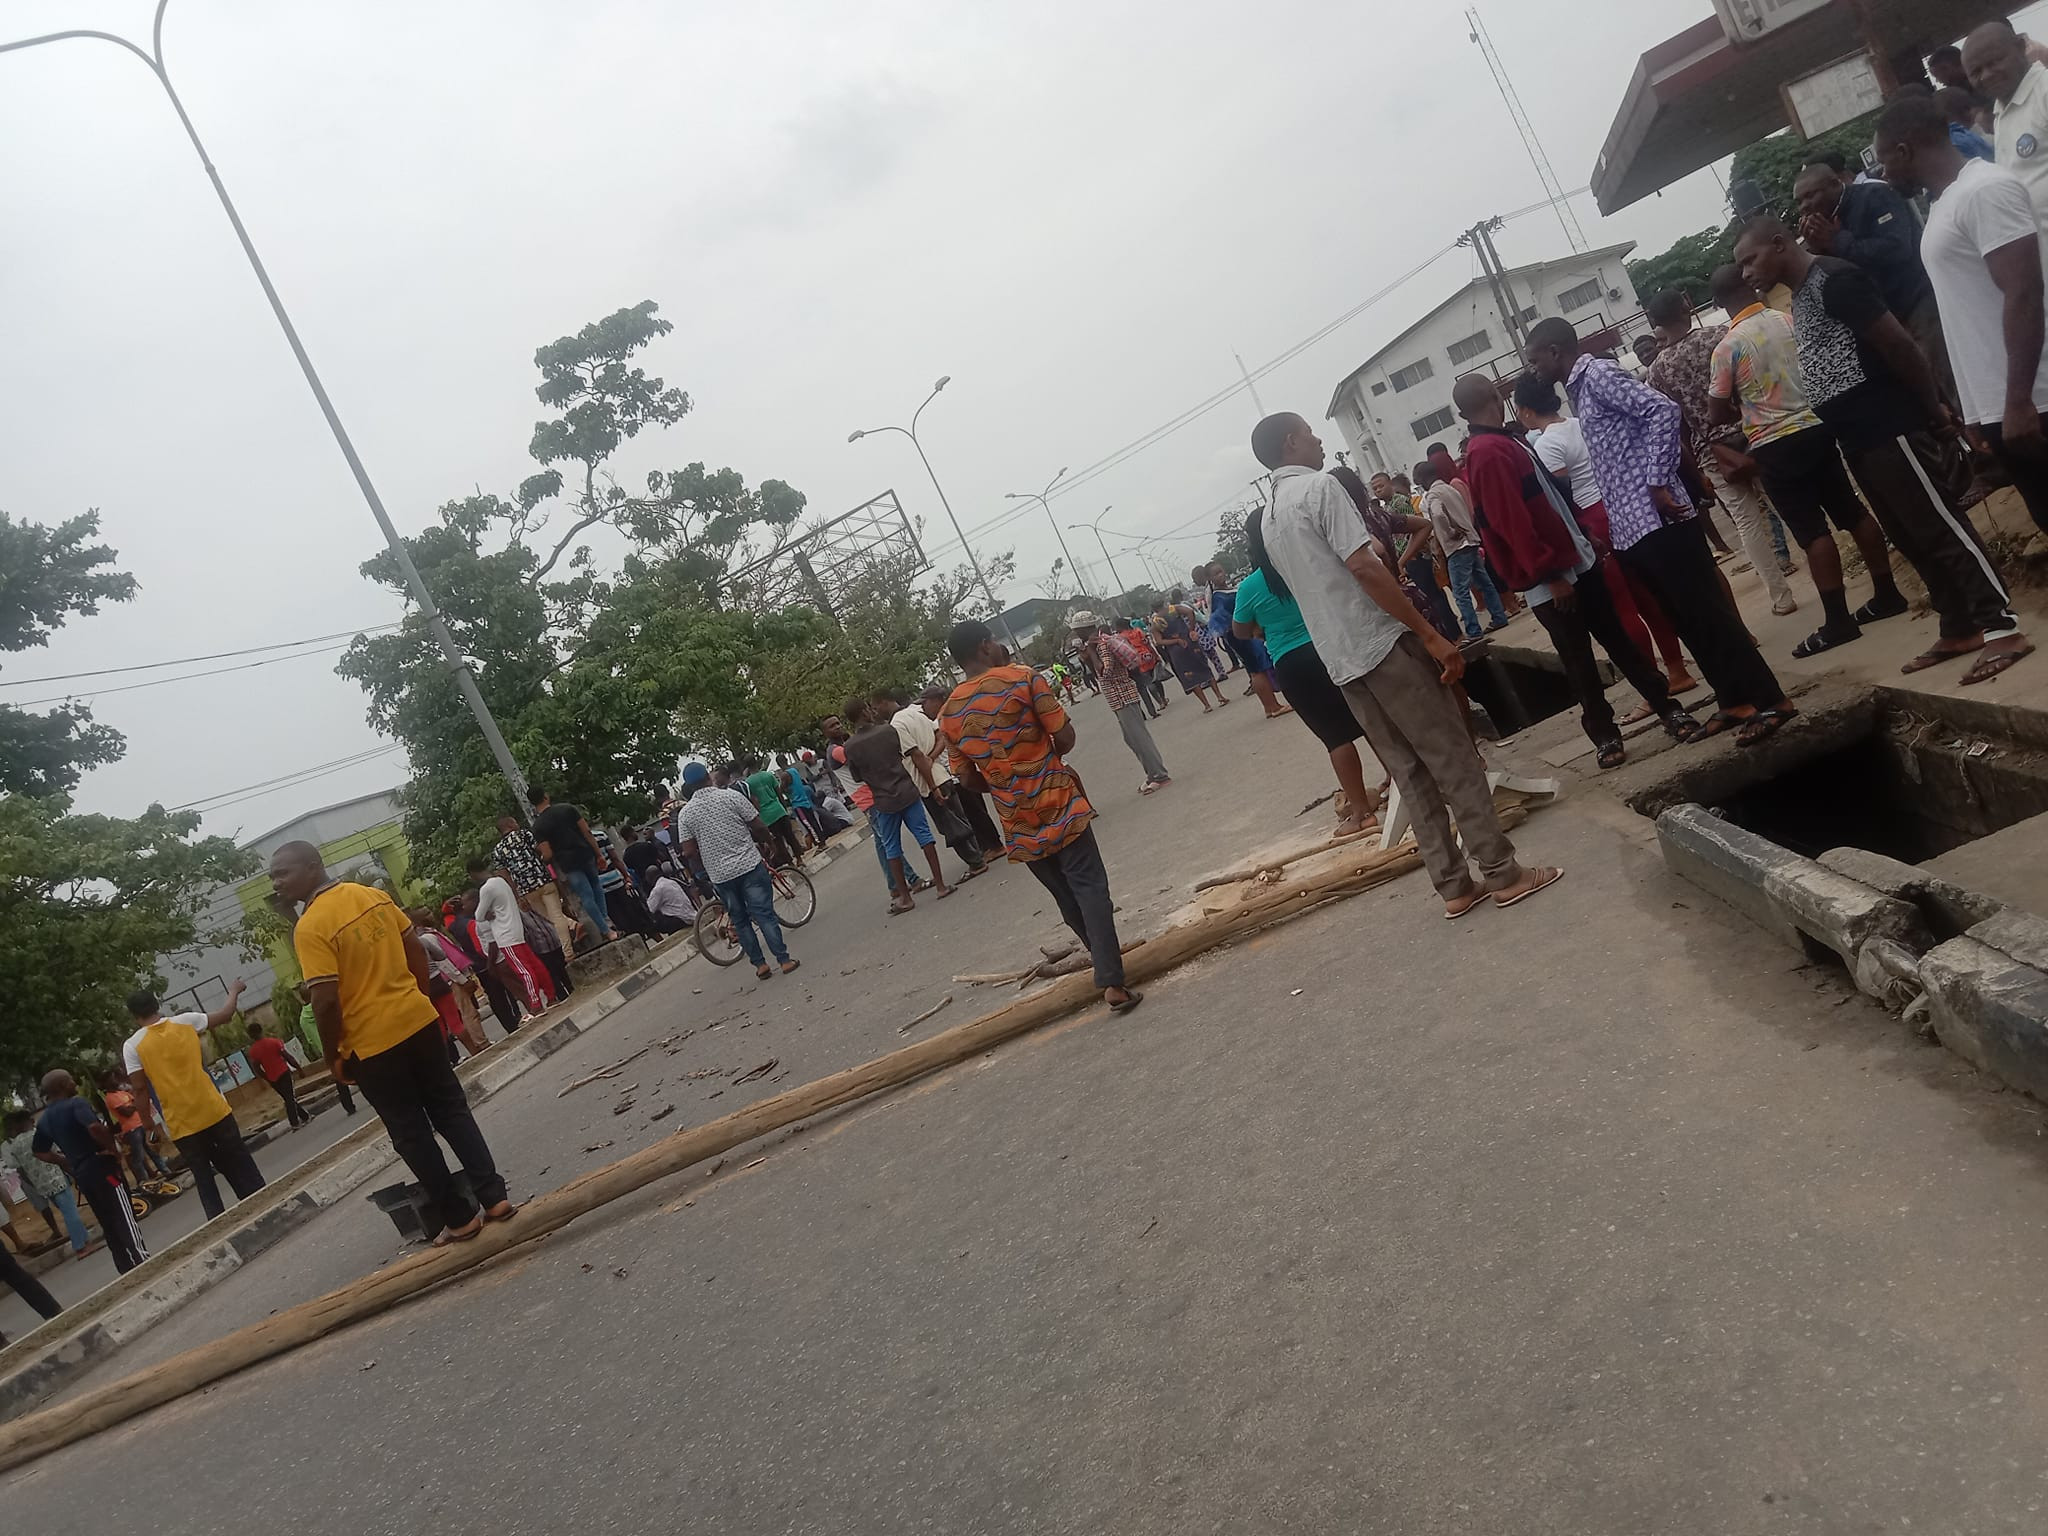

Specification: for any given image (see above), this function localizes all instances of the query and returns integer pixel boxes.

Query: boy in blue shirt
[33,1071,147,1273]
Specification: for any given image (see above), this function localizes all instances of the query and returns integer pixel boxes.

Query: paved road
[0,1097,365,1339]
[14,677,2048,1531]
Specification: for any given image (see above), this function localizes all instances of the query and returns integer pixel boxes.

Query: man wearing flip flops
[270,840,516,1247]
[1735,215,2031,688]
[1250,411,1563,920]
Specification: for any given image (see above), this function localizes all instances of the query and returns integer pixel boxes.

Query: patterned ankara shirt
[1647,324,1745,455]
[940,664,1094,863]
[1079,631,1146,712]
[1563,353,1693,554]
[1708,303,1823,450]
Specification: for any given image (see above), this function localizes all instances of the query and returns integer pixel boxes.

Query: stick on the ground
[0,807,1523,1474]
[899,995,954,1033]
[555,1046,652,1097]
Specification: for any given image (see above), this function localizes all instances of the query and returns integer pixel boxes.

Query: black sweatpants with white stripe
[76,1155,146,1274]
[1845,431,2016,641]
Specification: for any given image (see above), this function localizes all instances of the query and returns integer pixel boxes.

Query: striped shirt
[939,664,1093,863]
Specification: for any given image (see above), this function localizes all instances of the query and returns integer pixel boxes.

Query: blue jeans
[31,1183,89,1251]
[557,863,613,941]
[1446,546,1509,638]
[870,799,935,865]
[869,813,925,896]
[712,862,790,968]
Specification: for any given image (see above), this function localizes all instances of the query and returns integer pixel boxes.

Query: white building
[1325,242,1643,479]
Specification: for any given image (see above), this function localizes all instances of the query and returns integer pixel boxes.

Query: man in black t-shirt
[1736,218,2029,685]
[839,695,953,912]
[528,785,619,944]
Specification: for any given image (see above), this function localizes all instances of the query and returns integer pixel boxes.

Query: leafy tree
[1625,113,1884,306]
[1210,503,1254,577]
[0,514,252,1092]
[340,302,1009,895]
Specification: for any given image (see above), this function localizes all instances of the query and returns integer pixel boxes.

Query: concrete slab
[1922,809,2048,918]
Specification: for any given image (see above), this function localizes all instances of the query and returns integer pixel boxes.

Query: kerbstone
[1921,937,2048,1105]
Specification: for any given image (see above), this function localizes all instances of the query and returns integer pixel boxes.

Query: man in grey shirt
[1251,411,1561,917]
[676,762,799,979]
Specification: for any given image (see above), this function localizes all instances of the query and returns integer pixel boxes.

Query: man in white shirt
[1879,94,2048,554]
[469,857,557,1014]
[1249,410,1560,917]
[882,684,989,875]
[1414,459,1508,640]
[644,872,696,934]
[1967,21,2048,227]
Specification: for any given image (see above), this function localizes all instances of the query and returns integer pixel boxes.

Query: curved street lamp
[1003,467,1088,601]
[849,377,1020,652]
[1065,507,1132,605]
[0,0,529,802]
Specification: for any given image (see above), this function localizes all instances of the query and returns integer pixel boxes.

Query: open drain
[1628,686,2048,867]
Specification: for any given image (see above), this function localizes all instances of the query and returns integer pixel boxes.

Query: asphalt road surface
[12,674,2048,1533]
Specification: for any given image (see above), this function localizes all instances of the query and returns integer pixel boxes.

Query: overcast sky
[2,0,1955,839]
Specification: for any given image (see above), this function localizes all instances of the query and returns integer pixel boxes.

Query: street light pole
[0,1,531,805]
[1003,467,1089,601]
[1068,508,1132,603]
[849,377,1020,652]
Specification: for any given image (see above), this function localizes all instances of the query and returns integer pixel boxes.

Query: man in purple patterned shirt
[1526,316,1797,748]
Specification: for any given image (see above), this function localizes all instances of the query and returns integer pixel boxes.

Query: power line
[15,640,371,708]
[168,744,403,813]
[0,622,400,688]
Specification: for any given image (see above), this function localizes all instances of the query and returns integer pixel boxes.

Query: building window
[1521,306,1538,322]
[1557,279,1602,313]
[1446,330,1490,365]
[1388,357,1435,393]
[1410,406,1456,441]
[1369,381,1387,396]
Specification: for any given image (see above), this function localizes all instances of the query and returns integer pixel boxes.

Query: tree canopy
[0,512,252,1092]
[339,302,1010,895]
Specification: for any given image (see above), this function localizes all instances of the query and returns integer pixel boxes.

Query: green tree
[338,302,1009,895]
[1210,503,1254,576]
[0,514,252,1092]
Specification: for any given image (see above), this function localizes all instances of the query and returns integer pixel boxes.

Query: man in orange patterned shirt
[940,620,1141,1015]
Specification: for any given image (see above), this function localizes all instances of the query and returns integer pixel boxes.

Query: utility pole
[1477,218,1530,355]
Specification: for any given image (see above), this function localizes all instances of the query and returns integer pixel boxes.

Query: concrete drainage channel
[1642,685,2048,1106]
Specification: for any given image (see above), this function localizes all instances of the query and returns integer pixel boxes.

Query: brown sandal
[432,1215,485,1247]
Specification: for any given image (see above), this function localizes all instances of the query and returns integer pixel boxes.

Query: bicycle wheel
[693,900,743,966]
[772,866,817,928]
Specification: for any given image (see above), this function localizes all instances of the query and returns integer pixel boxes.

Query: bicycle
[693,862,817,966]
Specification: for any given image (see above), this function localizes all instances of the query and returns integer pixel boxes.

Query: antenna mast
[1464,6,1587,252]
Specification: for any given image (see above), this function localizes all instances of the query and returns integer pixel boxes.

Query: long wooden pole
[0,817,1517,1471]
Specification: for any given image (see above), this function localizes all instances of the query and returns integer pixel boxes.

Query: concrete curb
[1656,802,2048,1116]
[0,931,707,1421]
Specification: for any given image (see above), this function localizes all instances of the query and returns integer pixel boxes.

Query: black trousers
[264,1071,309,1127]
[476,969,523,1033]
[539,947,574,997]
[1983,414,2048,538]
[1024,828,1125,990]
[1618,519,1785,713]
[1530,557,1674,747]
[925,784,987,870]
[957,785,1004,857]
[1846,431,2014,639]
[75,1157,146,1273]
[0,1241,61,1330]
[765,817,804,867]
[349,1022,508,1233]
[176,1113,267,1220]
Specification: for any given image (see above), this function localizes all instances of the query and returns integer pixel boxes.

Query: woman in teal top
[1233,562,1382,837]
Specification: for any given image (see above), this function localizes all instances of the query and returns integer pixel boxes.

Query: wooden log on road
[0,807,1521,1472]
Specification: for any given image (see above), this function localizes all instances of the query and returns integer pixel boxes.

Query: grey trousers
[1114,702,1169,781]
[1340,634,1522,901]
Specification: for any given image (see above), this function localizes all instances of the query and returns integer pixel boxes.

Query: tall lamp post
[849,377,1020,652]
[1003,467,1089,601]
[1,1,530,803]
[1068,507,1133,605]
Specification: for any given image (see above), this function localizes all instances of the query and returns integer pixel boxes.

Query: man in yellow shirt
[270,841,515,1245]
[123,979,267,1219]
